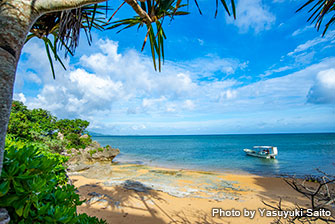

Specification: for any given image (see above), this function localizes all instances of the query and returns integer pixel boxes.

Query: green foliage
[80,136,93,149]
[89,149,97,157]
[0,137,106,224]
[56,119,89,136]
[8,101,56,141]
[8,101,92,151]
[65,133,92,150]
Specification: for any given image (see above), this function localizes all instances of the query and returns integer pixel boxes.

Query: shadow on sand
[73,178,230,224]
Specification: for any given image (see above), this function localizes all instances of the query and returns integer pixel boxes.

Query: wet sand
[69,163,314,224]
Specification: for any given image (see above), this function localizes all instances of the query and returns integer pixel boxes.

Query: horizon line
[89,131,335,137]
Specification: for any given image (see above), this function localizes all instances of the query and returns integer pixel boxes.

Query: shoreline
[69,162,313,223]
[113,157,260,177]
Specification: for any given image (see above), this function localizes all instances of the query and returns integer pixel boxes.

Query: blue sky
[14,0,335,135]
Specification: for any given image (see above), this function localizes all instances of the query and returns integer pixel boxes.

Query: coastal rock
[79,163,114,179]
[89,140,101,149]
[90,147,120,162]
[66,141,120,172]
[67,163,92,172]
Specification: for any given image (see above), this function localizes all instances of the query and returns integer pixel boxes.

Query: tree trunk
[0,0,42,176]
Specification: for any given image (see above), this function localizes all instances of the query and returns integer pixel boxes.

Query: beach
[69,163,315,224]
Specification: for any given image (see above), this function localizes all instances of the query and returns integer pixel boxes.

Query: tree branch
[124,0,152,24]
[35,0,152,25]
[34,0,107,14]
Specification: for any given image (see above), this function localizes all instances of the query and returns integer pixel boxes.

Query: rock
[57,132,64,140]
[90,141,101,149]
[0,208,10,224]
[66,140,120,175]
[90,148,120,162]
[80,134,89,139]
[67,163,92,172]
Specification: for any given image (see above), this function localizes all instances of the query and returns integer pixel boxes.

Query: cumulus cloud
[15,38,335,134]
[226,0,276,33]
[17,38,250,120]
[307,69,335,104]
[13,93,26,104]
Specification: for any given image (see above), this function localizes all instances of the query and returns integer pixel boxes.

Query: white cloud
[261,65,292,77]
[15,38,335,134]
[183,100,195,110]
[13,93,26,104]
[226,0,276,33]
[142,96,167,109]
[131,124,146,130]
[186,57,246,78]
[288,30,335,56]
[291,25,314,37]
[26,72,42,84]
[307,68,335,104]
[197,39,204,46]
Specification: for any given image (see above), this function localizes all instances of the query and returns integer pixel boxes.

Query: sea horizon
[92,133,335,178]
[89,131,335,137]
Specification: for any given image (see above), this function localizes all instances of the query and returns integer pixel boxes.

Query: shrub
[0,137,106,224]
[89,149,97,157]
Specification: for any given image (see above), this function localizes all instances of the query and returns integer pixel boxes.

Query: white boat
[243,146,278,159]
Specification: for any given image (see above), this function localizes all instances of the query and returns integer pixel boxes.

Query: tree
[0,0,236,177]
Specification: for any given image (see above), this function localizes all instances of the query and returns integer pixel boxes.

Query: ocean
[92,133,335,177]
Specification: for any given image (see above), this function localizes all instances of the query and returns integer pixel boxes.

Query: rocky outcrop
[89,146,120,162]
[66,141,119,172]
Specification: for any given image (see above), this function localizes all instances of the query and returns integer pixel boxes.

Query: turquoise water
[92,133,335,177]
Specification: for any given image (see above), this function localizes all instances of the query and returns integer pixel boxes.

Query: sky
[13,0,335,135]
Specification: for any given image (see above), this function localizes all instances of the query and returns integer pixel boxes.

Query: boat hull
[243,149,276,159]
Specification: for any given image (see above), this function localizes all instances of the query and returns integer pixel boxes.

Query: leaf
[43,39,56,80]
[0,181,9,197]
[23,200,32,218]
[16,204,24,216]
[25,33,35,44]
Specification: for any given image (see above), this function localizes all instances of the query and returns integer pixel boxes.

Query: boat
[243,146,278,159]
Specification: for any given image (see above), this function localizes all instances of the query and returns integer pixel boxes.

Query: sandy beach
[68,163,318,224]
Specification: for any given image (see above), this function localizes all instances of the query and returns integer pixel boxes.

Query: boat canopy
[253,146,273,149]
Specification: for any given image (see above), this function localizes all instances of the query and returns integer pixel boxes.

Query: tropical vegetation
[0,101,105,223]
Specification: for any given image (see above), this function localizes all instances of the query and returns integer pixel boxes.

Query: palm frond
[297,0,335,36]
[107,1,189,71]
[25,0,237,75]
[25,3,111,79]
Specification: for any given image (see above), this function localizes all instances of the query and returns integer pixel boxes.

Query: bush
[0,137,106,224]
[7,101,93,152]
